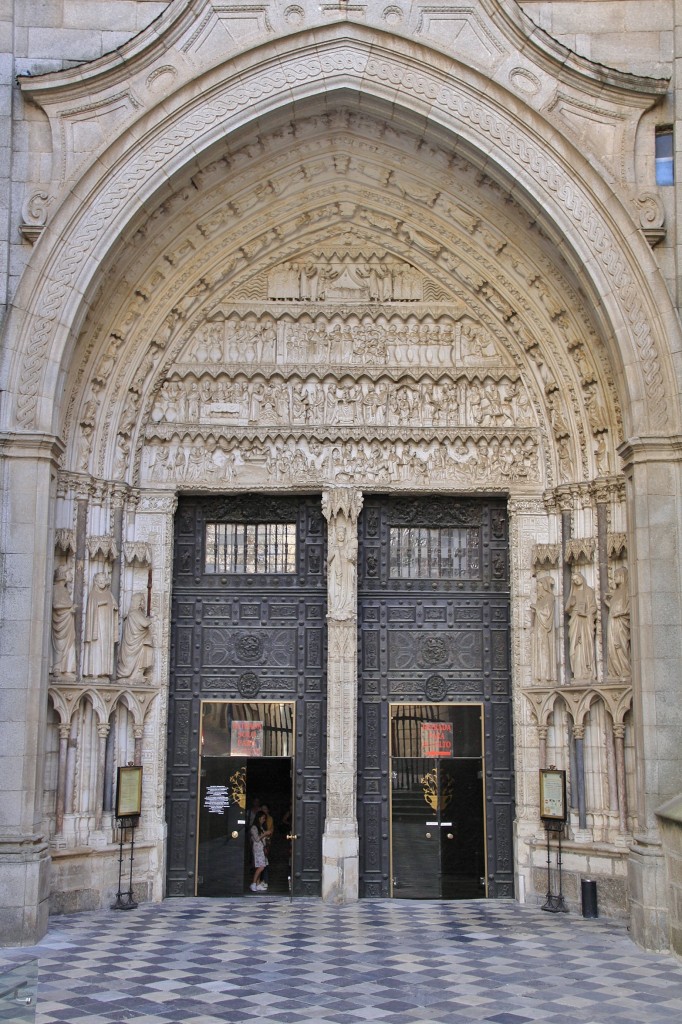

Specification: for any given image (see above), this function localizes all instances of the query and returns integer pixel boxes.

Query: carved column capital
[321,488,364,525]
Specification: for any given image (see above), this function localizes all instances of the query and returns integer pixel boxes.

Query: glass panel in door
[390,704,485,899]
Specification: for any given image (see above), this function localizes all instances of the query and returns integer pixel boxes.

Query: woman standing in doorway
[249,811,270,892]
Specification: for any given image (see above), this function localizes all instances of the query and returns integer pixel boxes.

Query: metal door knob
[447,833,454,840]
[286,833,298,840]
[425,832,432,839]
[231,830,239,839]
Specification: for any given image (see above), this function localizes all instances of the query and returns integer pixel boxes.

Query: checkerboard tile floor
[2,899,682,1024]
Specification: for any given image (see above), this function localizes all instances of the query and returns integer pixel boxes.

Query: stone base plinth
[526,835,630,919]
[628,836,669,951]
[49,841,163,916]
[0,839,50,946]
[322,828,359,903]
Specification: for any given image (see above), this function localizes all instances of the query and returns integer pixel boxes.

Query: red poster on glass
[231,721,264,756]
[420,722,453,758]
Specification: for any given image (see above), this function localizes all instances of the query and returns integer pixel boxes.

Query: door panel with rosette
[357,495,513,898]
[167,495,326,897]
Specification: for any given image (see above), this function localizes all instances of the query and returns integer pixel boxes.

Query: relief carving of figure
[531,576,556,683]
[565,571,597,680]
[605,567,630,677]
[51,566,77,676]
[328,516,357,621]
[117,593,155,681]
[83,572,118,678]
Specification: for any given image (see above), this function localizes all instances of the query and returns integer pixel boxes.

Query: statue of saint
[328,517,356,621]
[117,593,155,681]
[565,571,597,680]
[51,566,76,676]
[83,572,118,677]
[605,567,630,677]
[531,575,556,683]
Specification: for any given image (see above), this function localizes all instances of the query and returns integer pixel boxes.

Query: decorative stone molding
[523,682,633,731]
[321,487,364,526]
[19,190,52,243]
[48,682,159,728]
[634,191,666,247]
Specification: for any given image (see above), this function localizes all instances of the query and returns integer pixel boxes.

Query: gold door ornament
[230,767,247,810]
[420,768,454,813]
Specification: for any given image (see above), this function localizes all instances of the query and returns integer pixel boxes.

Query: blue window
[655,127,674,186]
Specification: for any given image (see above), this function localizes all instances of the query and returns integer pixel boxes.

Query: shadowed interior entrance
[197,700,294,896]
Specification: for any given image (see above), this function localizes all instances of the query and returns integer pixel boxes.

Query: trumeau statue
[328,515,357,622]
[117,592,155,681]
[531,575,556,683]
[605,567,630,677]
[83,572,118,678]
[565,571,598,680]
[51,566,77,676]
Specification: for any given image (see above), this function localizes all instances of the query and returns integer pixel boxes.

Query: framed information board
[115,765,143,818]
[539,768,567,822]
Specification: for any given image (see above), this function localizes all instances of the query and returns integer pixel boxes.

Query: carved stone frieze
[267,255,423,302]
[147,369,534,431]
[141,432,541,489]
[179,310,507,368]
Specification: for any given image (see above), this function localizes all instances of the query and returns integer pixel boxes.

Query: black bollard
[581,877,598,918]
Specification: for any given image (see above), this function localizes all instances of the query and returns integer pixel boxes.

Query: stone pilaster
[321,487,363,902]
[0,431,63,943]
[619,437,682,949]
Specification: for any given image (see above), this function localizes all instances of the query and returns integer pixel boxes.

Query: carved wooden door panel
[167,495,326,897]
[357,495,513,898]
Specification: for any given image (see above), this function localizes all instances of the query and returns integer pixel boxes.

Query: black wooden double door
[166,495,327,897]
[167,492,513,901]
[357,496,514,898]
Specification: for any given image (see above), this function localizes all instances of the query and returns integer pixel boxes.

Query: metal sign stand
[111,815,139,910]
[541,819,568,913]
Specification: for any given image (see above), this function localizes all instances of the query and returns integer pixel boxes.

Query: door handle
[447,833,454,840]
[231,830,239,839]
[287,834,298,840]
[425,832,432,839]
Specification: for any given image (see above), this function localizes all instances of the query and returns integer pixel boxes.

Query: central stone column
[321,487,363,902]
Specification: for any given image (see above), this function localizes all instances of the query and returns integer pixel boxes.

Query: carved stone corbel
[86,535,119,562]
[123,542,153,567]
[565,537,595,565]
[54,528,76,556]
[532,543,560,571]
[607,532,627,560]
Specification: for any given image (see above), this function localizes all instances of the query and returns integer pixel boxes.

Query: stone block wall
[519,1,673,76]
